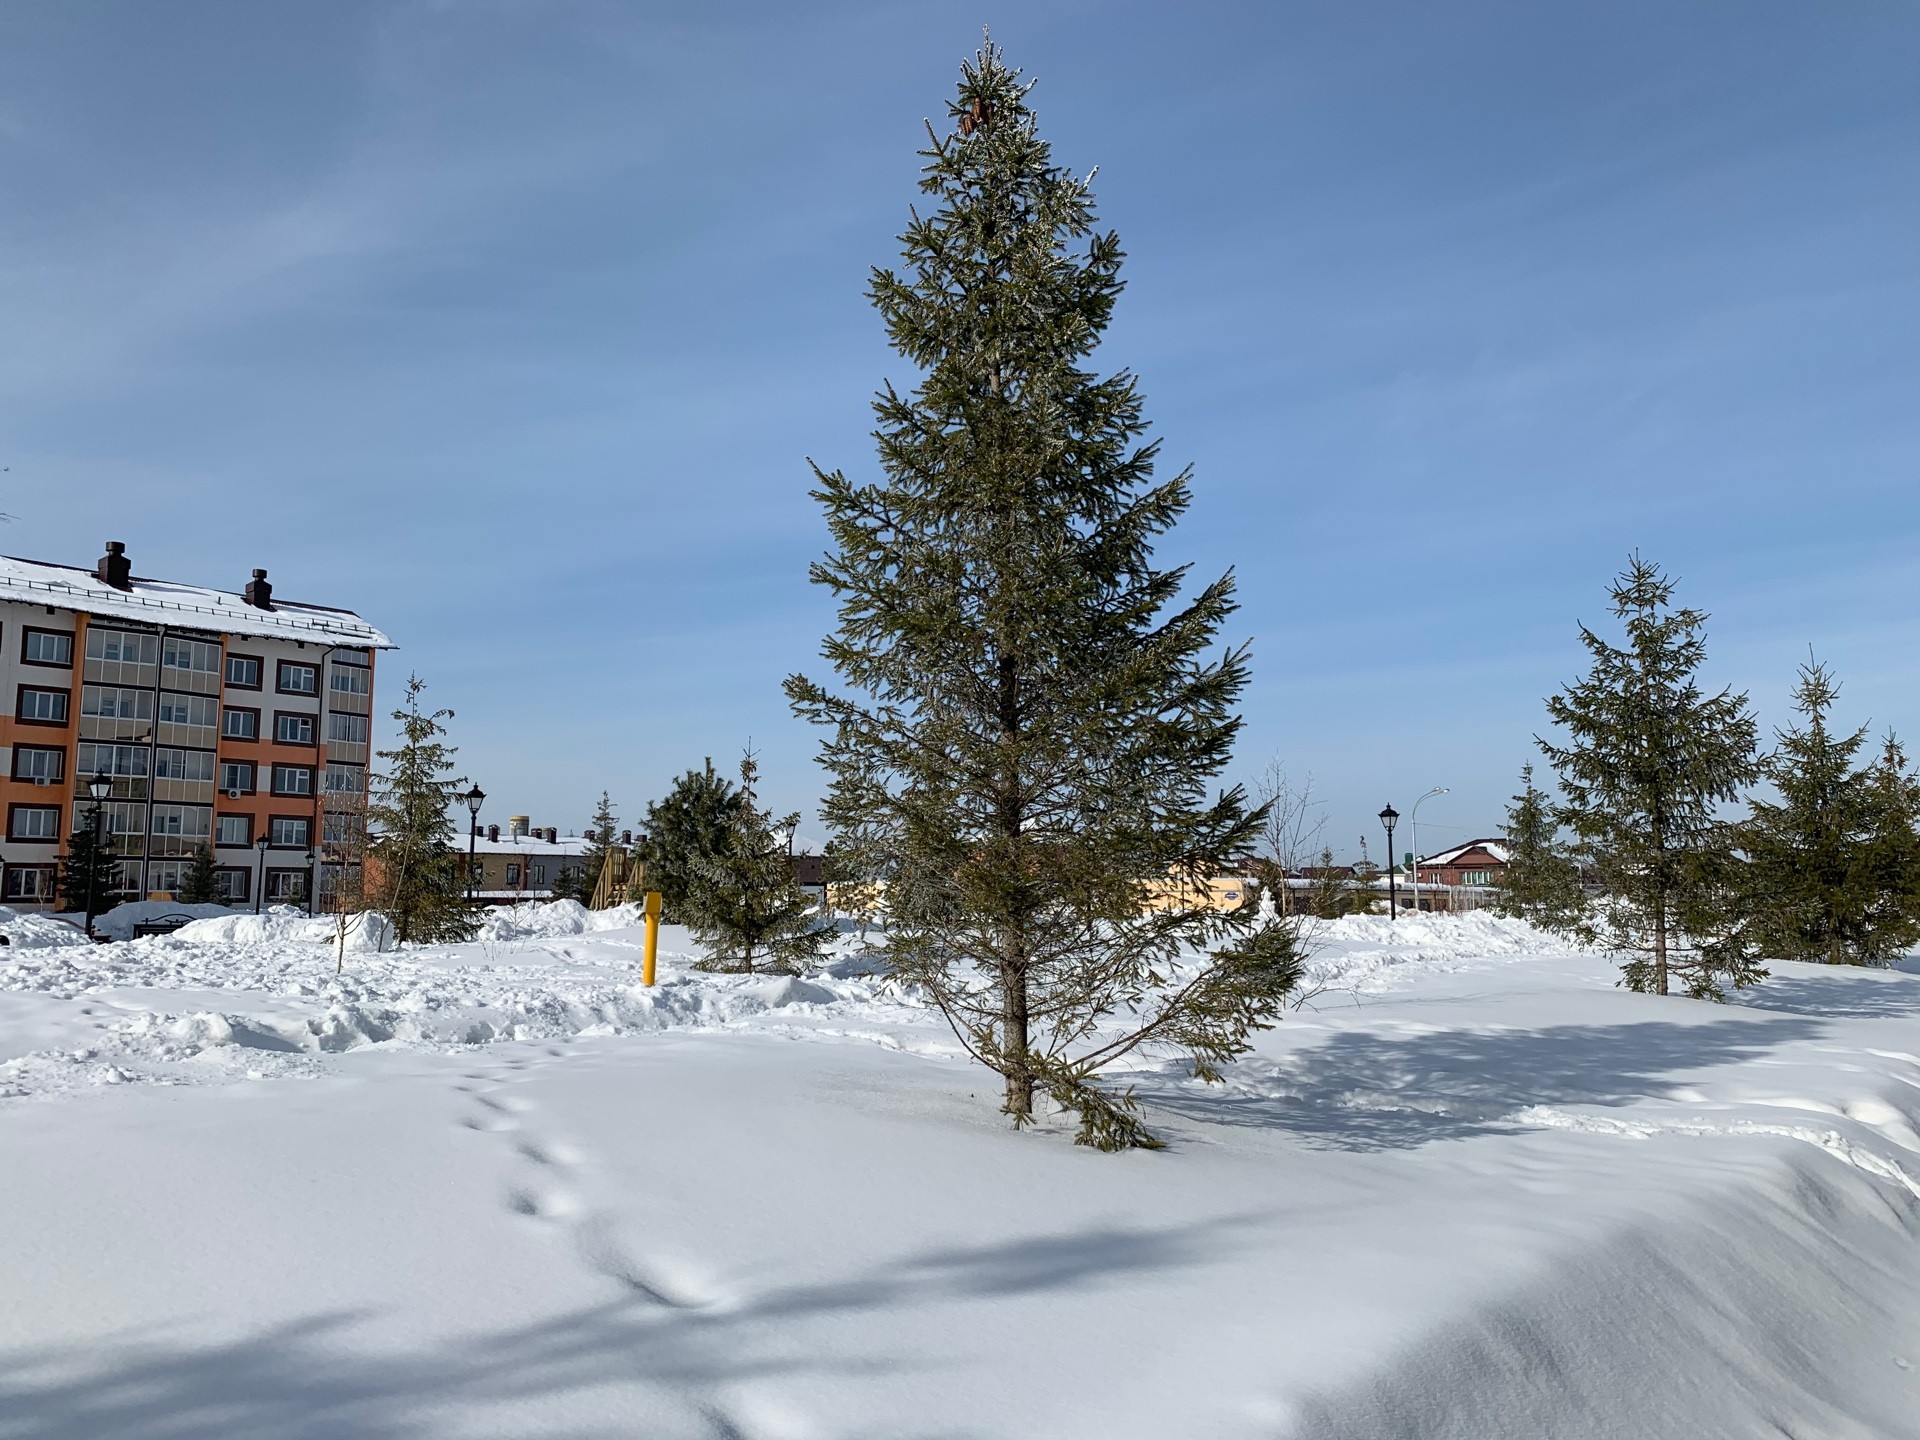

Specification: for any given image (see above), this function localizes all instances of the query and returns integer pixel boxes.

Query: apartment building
[0,541,392,910]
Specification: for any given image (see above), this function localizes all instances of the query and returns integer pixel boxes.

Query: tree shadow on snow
[0,1217,1252,1440]
[1137,1016,1827,1152]
[1731,970,1920,1020]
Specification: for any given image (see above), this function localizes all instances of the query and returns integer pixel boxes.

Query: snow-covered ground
[2,903,1917,1438]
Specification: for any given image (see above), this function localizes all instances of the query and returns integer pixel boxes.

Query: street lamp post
[83,772,113,938]
[1378,805,1399,922]
[304,848,317,917]
[254,835,269,915]
[463,785,486,902]
[1409,786,1450,915]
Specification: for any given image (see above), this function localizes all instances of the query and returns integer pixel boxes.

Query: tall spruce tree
[785,41,1300,1149]
[640,761,742,922]
[1741,661,1920,966]
[1540,557,1761,998]
[683,751,829,974]
[366,675,479,944]
[1493,764,1587,932]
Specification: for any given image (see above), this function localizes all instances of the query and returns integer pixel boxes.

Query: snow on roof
[463,833,593,857]
[0,555,393,649]
[1419,838,1511,867]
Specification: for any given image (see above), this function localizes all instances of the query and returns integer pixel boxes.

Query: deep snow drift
[1,903,1917,1438]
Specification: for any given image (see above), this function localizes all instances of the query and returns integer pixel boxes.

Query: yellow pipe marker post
[642,890,662,987]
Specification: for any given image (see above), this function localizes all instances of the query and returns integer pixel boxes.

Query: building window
[76,743,148,780]
[322,811,364,848]
[269,816,310,848]
[219,761,255,795]
[157,694,216,728]
[326,711,369,744]
[214,867,250,903]
[274,712,316,746]
[85,630,157,665]
[222,707,259,740]
[22,629,74,667]
[19,687,71,725]
[1463,869,1493,886]
[506,863,522,886]
[266,868,309,902]
[329,666,370,697]
[323,762,365,794]
[276,662,318,695]
[162,638,221,676]
[226,654,262,689]
[531,864,546,886]
[270,764,314,797]
[81,685,151,721]
[8,805,62,841]
[153,749,216,783]
[150,805,212,841]
[4,865,55,901]
[146,860,188,895]
[11,746,66,784]
[216,814,252,847]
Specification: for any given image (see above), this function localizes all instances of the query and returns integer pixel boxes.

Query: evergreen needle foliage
[640,762,743,923]
[1540,557,1761,999]
[177,844,221,905]
[58,817,122,915]
[683,751,829,974]
[785,40,1301,1150]
[366,675,479,945]
[1493,764,1587,932]
[573,791,620,906]
[1741,660,1920,966]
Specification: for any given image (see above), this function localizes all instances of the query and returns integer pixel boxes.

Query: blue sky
[3,2,1916,858]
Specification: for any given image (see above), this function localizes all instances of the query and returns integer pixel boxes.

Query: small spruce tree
[366,675,479,945]
[177,844,221,904]
[785,41,1300,1148]
[683,752,829,974]
[1493,764,1587,932]
[575,791,620,906]
[640,761,742,922]
[1540,557,1760,999]
[1741,661,1920,966]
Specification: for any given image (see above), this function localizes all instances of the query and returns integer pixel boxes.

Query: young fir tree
[573,791,619,907]
[785,41,1300,1150]
[1540,557,1761,999]
[366,675,479,944]
[177,844,221,904]
[58,821,122,915]
[640,761,741,922]
[1741,661,1920,966]
[1492,764,1587,932]
[683,751,829,974]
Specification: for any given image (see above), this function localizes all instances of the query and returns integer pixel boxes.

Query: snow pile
[1298,910,1578,994]
[0,907,94,950]
[476,899,647,941]
[86,900,250,942]
[170,906,331,946]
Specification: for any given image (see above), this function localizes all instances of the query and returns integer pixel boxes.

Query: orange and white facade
[0,542,391,910]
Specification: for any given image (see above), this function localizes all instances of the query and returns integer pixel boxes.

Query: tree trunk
[1653,893,1669,995]
[1001,928,1033,1119]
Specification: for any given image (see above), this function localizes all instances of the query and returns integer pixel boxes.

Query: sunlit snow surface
[2,903,1917,1438]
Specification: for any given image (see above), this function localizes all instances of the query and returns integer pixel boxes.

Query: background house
[463,816,591,905]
